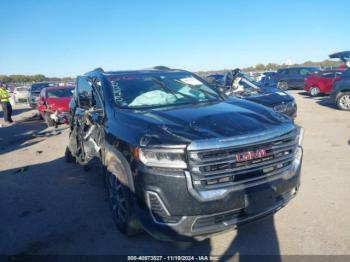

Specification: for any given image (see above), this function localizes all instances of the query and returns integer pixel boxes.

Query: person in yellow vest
[0,83,13,124]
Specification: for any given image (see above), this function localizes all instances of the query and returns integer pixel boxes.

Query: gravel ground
[0,91,349,259]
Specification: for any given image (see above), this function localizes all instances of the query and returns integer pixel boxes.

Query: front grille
[187,130,298,189]
[192,209,244,231]
[148,193,182,224]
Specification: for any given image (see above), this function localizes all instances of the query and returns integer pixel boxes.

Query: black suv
[66,67,303,240]
[275,67,320,90]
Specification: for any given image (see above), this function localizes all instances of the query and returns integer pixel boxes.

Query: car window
[335,71,344,77]
[77,77,94,109]
[47,88,74,98]
[77,77,102,109]
[40,89,46,98]
[31,83,50,93]
[289,68,300,75]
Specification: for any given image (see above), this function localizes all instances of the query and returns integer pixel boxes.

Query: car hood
[114,98,293,147]
[233,87,294,108]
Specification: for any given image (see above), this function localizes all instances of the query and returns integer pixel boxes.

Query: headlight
[274,103,286,112]
[274,101,295,113]
[136,148,187,169]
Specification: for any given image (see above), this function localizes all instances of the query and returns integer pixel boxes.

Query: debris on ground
[36,150,43,155]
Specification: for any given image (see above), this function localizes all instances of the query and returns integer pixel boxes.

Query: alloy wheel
[108,173,128,223]
[338,94,350,110]
[310,87,320,97]
[278,81,288,91]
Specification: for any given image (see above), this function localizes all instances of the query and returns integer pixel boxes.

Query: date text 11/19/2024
[127,256,219,261]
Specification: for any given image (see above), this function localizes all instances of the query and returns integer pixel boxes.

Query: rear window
[16,87,27,92]
[47,88,74,98]
[278,69,288,75]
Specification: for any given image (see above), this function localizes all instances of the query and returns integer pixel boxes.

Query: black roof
[329,51,350,61]
[85,67,187,77]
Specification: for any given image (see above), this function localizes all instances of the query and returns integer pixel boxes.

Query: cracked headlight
[274,103,287,112]
[135,148,187,169]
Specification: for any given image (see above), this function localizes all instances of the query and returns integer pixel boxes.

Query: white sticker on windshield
[276,92,287,96]
[179,77,202,86]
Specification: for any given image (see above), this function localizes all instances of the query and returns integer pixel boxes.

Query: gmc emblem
[235,149,269,162]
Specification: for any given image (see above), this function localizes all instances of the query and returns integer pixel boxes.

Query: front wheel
[277,81,289,91]
[106,170,142,236]
[309,86,320,97]
[336,92,350,111]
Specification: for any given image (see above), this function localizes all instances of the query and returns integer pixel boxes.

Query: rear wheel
[44,112,54,127]
[277,81,288,91]
[309,86,320,97]
[336,92,350,111]
[106,169,142,236]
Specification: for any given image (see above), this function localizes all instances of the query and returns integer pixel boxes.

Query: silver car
[14,86,29,103]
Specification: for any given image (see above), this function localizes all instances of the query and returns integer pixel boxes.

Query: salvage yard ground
[0,91,350,257]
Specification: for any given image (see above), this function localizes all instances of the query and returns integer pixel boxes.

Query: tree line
[197,59,342,75]
[244,59,341,72]
[0,74,75,84]
[1,59,343,83]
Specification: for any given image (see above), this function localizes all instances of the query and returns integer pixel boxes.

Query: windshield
[47,88,74,98]
[108,72,221,109]
[31,83,51,92]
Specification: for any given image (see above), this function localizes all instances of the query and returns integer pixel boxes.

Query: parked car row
[205,69,297,119]
[302,51,350,111]
[209,51,350,111]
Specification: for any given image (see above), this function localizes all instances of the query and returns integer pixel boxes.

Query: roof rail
[152,66,172,70]
[93,67,104,72]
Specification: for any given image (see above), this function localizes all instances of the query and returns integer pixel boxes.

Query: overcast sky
[0,0,349,77]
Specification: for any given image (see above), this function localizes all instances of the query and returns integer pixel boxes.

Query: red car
[304,70,344,96]
[37,85,74,127]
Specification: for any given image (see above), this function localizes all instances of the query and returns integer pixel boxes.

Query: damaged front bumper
[133,153,302,241]
[50,111,69,124]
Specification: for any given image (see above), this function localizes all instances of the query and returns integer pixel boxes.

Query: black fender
[103,142,135,193]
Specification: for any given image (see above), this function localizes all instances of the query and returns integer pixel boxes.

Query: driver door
[71,76,104,166]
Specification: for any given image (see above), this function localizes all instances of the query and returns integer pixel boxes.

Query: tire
[44,112,54,127]
[336,92,350,111]
[277,81,289,91]
[105,168,142,236]
[65,146,75,163]
[309,86,320,97]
